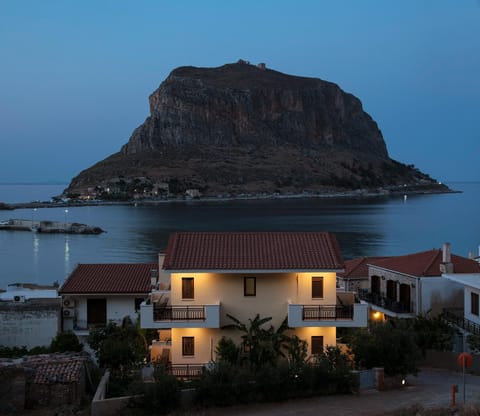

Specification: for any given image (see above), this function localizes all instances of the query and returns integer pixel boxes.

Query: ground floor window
[182,336,195,356]
[311,335,324,355]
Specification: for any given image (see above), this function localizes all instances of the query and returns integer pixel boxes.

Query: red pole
[452,384,456,406]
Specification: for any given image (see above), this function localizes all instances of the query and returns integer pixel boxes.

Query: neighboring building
[359,243,480,320]
[141,232,368,370]
[337,257,388,292]
[0,283,61,348]
[59,263,157,338]
[443,273,480,335]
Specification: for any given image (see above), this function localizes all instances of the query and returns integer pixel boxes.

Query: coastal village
[1,228,480,415]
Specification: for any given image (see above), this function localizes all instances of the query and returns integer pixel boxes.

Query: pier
[0,219,105,234]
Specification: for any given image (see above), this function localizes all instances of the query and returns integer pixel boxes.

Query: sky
[1,0,479,184]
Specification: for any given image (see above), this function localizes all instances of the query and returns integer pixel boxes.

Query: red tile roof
[59,263,157,294]
[338,257,388,278]
[368,249,480,277]
[163,232,344,270]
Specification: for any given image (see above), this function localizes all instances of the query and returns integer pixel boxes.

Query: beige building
[141,232,367,371]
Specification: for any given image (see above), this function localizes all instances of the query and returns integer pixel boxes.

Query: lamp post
[31,208,37,229]
[64,209,68,232]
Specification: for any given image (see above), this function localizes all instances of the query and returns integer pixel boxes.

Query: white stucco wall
[420,277,463,316]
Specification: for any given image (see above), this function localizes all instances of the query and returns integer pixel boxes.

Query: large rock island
[65,60,447,200]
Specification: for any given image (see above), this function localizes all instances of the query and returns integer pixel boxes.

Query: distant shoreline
[1,186,460,210]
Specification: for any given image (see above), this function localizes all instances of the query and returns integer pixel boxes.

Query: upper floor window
[182,336,195,356]
[312,276,324,298]
[472,292,479,316]
[311,336,324,355]
[244,277,256,296]
[182,277,194,299]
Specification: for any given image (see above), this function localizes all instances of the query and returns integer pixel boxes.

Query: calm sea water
[0,182,479,288]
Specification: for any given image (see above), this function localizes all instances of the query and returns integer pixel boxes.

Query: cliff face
[122,63,387,158]
[66,62,442,198]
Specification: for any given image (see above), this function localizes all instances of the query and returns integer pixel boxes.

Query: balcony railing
[358,291,413,314]
[168,364,204,379]
[302,305,353,320]
[443,308,480,336]
[153,305,205,321]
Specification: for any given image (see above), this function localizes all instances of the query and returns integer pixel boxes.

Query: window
[471,292,479,316]
[182,337,195,356]
[182,277,194,299]
[134,298,144,312]
[244,277,256,296]
[311,336,324,355]
[312,276,324,298]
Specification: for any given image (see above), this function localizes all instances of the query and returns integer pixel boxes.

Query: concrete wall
[0,299,61,348]
[421,278,463,316]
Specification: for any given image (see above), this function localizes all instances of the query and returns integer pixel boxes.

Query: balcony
[288,293,368,328]
[358,290,414,317]
[141,302,220,329]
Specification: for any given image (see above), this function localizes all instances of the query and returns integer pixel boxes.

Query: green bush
[50,331,83,353]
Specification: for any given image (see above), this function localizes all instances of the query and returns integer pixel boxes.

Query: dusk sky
[1,1,479,184]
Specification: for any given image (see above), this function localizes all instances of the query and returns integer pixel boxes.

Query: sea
[0,182,479,289]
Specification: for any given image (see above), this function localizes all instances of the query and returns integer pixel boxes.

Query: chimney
[150,269,158,288]
[440,242,454,274]
[257,62,266,70]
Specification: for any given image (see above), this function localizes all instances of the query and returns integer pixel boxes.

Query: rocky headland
[64,60,449,200]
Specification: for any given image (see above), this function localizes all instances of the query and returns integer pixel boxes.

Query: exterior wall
[338,277,369,292]
[420,277,463,316]
[171,326,337,365]
[64,295,145,330]
[463,286,480,324]
[164,270,340,365]
[0,300,61,348]
[170,271,337,329]
[369,267,417,312]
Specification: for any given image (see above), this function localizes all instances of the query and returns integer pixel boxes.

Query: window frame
[311,336,324,355]
[311,276,324,299]
[471,292,479,316]
[182,277,194,300]
[244,276,256,297]
[182,336,195,356]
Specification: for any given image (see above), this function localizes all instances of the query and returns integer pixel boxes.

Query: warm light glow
[373,311,381,320]
[401,379,406,385]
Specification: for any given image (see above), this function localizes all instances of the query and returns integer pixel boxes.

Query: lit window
[311,336,324,355]
[312,276,324,298]
[471,293,479,316]
[182,337,194,356]
[182,278,194,299]
[244,277,256,296]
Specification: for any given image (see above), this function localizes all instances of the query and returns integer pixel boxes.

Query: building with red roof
[140,232,368,370]
[358,243,480,320]
[59,263,158,335]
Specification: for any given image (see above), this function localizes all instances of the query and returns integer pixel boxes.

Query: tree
[349,319,420,377]
[226,314,289,369]
[50,331,83,353]
[87,319,147,372]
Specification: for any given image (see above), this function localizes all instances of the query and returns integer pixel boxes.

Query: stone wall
[0,299,61,348]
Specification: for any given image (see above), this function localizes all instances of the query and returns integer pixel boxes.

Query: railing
[358,291,412,314]
[168,364,204,379]
[153,305,206,321]
[302,305,353,320]
[443,308,480,336]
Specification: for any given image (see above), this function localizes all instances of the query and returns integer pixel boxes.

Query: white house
[59,263,158,338]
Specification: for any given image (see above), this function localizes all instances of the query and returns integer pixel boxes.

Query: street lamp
[64,209,69,231]
[31,208,37,229]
